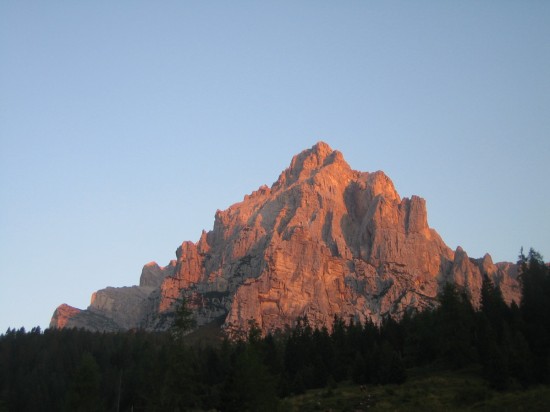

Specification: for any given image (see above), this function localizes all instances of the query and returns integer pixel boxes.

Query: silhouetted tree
[170,295,197,342]
[65,352,102,412]
[518,248,550,382]
[436,283,477,368]
[222,346,280,411]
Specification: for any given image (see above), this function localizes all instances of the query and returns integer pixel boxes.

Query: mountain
[50,142,520,335]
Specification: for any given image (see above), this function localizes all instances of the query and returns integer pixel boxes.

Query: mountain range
[50,142,520,336]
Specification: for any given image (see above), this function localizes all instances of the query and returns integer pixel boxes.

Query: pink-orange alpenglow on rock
[50,142,520,336]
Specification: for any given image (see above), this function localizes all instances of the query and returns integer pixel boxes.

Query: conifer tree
[170,295,197,342]
[65,352,103,412]
[436,283,477,368]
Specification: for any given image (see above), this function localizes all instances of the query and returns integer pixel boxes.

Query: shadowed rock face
[50,142,520,335]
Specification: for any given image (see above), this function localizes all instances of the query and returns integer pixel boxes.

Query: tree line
[1,248,549,411]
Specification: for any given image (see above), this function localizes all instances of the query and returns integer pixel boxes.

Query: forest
[1,248,549,411]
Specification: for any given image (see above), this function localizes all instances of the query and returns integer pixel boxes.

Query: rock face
[49,261,177,331]
[50,142,521,335]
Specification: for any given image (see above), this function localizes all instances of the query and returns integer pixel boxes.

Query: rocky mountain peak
[273,141,351,190]
[364,171,400,203]
[50,304,81,329]
[50,142,520,336]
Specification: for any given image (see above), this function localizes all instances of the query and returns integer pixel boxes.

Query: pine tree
[519,248,550,382]
[481,275,507,321]
[436,284,477,368]
[170,295,197,342]
[65,352,103,412]
[222,348,280,411]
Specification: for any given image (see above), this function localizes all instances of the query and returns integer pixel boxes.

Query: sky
[1,1,549,332]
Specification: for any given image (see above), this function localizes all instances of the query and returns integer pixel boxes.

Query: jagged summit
[287,141,341,174]
[50,142,520,335]
[273,141,351,189]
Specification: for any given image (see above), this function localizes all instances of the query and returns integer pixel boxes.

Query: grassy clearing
[283,368,550,411]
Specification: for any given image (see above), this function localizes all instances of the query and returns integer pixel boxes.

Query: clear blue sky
[1,1,549,332]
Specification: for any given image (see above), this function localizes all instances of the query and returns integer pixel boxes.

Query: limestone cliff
[50,142,521,335]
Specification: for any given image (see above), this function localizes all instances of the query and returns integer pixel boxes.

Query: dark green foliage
[374,342,407,384]
[481,274,509,326]
[222,346,280,411]
[65,352,102,412]
[436,283,478,368]
[351,351,366,384]
[170,295,197,342]
[518,248,550,383]
[1,248,549,409]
